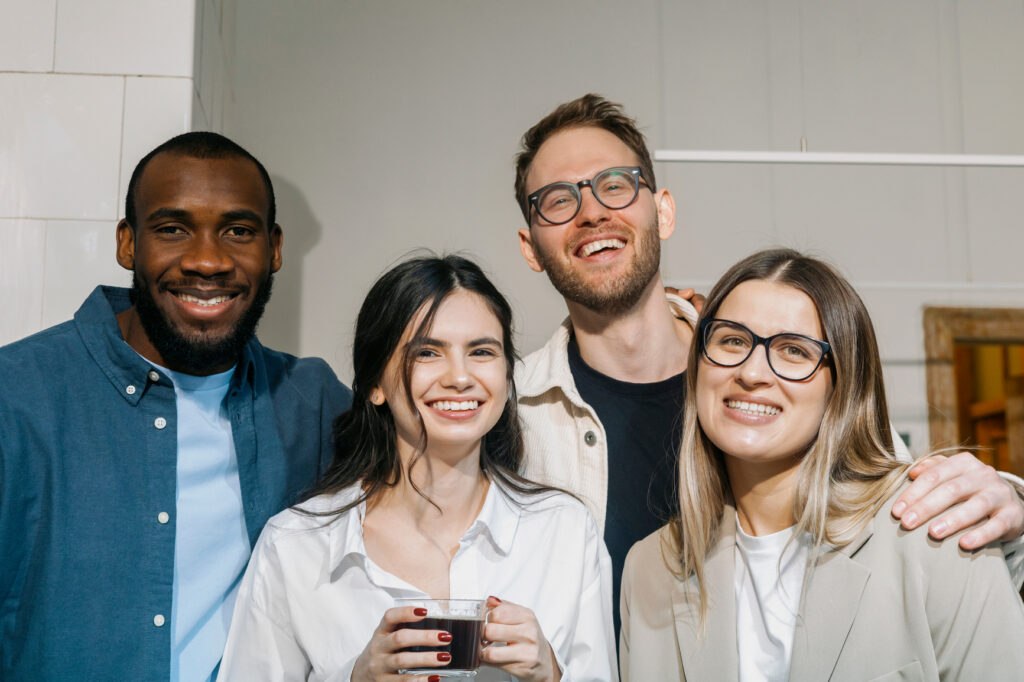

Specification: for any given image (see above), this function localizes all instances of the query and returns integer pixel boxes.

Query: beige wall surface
[224,1,1024,453]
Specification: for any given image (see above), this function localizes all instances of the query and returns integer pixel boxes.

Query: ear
[654,188,676,240]
[518,228,545,273]
[115,219,136,271]
[370,388,386,406]
[269,223,283,273]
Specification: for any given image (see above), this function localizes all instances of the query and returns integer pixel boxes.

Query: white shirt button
[154,417,167,429]
[125,385,136,395]
[148,370,160,382]
[153,614,165,627]
[157,512,170,524]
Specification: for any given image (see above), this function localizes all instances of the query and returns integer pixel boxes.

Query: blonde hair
[669,248,909,622]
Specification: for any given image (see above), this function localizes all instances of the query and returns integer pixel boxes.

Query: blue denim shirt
[0,286,352,680]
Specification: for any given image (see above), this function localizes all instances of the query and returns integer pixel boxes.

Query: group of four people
[2,94,1023,681]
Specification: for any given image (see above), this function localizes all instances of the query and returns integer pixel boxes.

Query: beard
[129,272,273,375]
[533,218,661,316]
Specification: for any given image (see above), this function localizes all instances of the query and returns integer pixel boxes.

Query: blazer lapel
[789,521,874,681]
[672,508,740,682]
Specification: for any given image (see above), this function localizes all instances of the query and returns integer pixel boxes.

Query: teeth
[580,238,625,257]
[177,293,232,307]
[432,400,479,412]
[727,400,780,416]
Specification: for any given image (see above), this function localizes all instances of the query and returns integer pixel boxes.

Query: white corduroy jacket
[515,293,699,532]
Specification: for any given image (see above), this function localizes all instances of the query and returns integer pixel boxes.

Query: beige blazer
[620,495,1024,681]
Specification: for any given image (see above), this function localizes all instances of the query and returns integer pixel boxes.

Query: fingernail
[437,652,452,662]
[438,632,452,642]
[429,676,441,682]
[903,512,918,528]
[414,607,428,617]
[932,521,948,537]
[892,501,906,516]
[488,595,502,603]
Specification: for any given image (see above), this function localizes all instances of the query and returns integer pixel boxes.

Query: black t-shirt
[566,333,685,637]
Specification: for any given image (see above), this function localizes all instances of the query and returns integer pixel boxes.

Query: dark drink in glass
[395,598,488,678]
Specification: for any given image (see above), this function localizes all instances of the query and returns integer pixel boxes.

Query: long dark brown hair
[302,254,563,516]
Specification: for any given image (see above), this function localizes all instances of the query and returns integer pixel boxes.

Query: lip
[723,395,782,424]
[165,286,244,321]
[572,233,629,261]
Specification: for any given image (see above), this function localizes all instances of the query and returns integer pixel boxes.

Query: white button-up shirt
[218,482,617,681]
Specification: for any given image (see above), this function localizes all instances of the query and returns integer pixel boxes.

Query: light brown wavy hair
[669,248,909,623]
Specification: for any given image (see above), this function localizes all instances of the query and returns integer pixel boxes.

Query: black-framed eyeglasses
[699,318,831,382]
[527,166,648,225]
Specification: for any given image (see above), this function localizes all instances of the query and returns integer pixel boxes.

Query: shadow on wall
[258,175,322,355]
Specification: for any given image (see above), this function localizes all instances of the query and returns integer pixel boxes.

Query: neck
[567,274,692,383]
[725,455,801,536]
[374,441,490,533]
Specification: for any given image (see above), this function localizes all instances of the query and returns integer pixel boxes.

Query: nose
[179,231,234,277]
[736,343,774,387]
[574,185,611,227]
[440,354,474,392]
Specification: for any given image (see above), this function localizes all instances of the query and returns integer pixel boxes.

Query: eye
[154,224,186,235]
[470,346,500,358]
[225,225,256,238]
[414,347,440,359]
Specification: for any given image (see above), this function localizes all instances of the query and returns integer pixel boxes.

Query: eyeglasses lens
[535,168,640,224]
[704,322,824,381]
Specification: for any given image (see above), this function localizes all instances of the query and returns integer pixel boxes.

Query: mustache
[156,278,251,295]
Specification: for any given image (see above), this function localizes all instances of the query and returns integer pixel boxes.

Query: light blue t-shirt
[156,363,251,682]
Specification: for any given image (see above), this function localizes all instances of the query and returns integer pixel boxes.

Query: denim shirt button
[153,614,165,627]
[125,385,136,395]
[157,512,170,524]
[148,370,160,383]
[154,417,167,430]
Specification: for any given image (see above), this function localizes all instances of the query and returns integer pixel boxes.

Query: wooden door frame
[923,307,1024,457]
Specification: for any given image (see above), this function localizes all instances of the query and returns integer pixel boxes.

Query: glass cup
[395,598,488,678]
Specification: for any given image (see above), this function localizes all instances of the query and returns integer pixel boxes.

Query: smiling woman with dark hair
[218,254,616,681]
[620,248,1024,681]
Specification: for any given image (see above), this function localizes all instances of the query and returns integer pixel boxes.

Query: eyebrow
[418,336,503,348]
[144,207,265,227]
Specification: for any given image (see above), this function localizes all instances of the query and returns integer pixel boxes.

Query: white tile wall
[0,0,57,72]
[118,76,194,217]
[54,0,195,77]
[0,73,124,220]
[41,220,130,328]
[0,219,46,346]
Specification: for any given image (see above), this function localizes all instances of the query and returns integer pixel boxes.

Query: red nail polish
[488,595,502,603]
[429,676,441,682]
[437,652,452,662]
[413,607,428,617]
[438,632,453,642]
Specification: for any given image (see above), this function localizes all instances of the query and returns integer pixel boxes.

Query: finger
[665,286,682,297]
[387,628,453,652]
[959,508,1021,548]
[383,650,451,673]
[480,641,533,665]
[892,455,974,522]
[483,622,529,645]
[906,453,946,479]
[380,606,429,632]
[690,293,706,314]
[486,596,530,623]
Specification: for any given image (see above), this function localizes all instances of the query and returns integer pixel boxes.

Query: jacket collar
[515,291,698,403]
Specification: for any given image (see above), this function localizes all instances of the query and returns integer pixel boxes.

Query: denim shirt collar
[74,285,259,402]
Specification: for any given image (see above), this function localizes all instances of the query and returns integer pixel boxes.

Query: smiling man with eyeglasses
[510,94,1024,643]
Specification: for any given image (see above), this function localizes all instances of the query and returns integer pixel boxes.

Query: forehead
[526,126,642,191]
[134,153,270,222]
[413,290,503,339]
[717,280,823,339]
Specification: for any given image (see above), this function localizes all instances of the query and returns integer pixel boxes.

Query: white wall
[0,0,236,346]
[226,0,1024,454]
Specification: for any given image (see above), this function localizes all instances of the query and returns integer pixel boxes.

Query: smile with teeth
[579,238,625,258]
[429,400,480,412]
[174,292,236,307]
[727,400,780,416]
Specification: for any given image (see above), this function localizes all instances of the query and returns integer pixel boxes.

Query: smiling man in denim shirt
[0,133,351,681]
